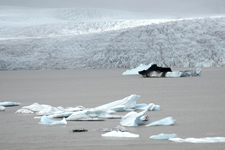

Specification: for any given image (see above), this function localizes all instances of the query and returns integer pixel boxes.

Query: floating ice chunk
[95,94,140,112]
[0,101,21,107]
[180,68,202,77]
[0,106,5,111]
[66,111,104,121]
[140,115,149,121]
[22,103,46,112]
[36,105,61,116]
[95,125,128,132]
[146,117,175,126]
[57,106,86,112]
[39,115,67,125]
[135,103,160,111]
[150,133,178,140]
[85,108,122,119]
[120,104,151,126]
[102,131,139,138]
[122,63,154,75]
[165,71,183,77]
[49,111,74,118]
[169,137,225,143]
[15,108,34,114]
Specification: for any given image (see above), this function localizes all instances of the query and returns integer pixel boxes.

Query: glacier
[1,6,225,70]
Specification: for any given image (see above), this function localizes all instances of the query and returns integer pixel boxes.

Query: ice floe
[123,63,201,78]
[0,101,21,107]
[146,117,176,126]
[101,131,139,138]
[122,63,154,75]
[95,94,140,112]
[120,104,151,126]
[94,125,128,132]
[150,133,178,140]
[135,103,160,111]
[39,115,67,125]
[0,106,5,111]
[15,108,34,114]
[169,137,225,143]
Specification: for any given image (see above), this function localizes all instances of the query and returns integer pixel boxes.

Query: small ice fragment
[39,115,67,125]
[0,102,21,107]
[102,131,139,138]
[150,133,178,140]
[146,117,175,126]
[0,106,5,111]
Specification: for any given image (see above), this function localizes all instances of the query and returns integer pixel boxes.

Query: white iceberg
[15,108,34,114]
[94,125,128,132]
[135,103,160,111]
[39,115,67,125]
[146,117,175,126]
[169,137,225,143]
[122,63,154,75]
[66,111,104,121]
[0,106,5,111]
[95,94,140,112]
[120,104,151,126]
[150,133,178,140]
[0,101,21,107]
[101,131,139,138]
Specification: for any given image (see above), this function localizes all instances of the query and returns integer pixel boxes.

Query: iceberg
[146,117,175,126]
[138,64,201,78]
[66,111,104,121]
[169,137,225,143]
[0,106,5,111]
[135,103,160,111]
[101,131,139,138]
[39,115,67,125]
[122,63,154,75]
[120,104,151,126]
[94,125,128,132]
[15,108,34,114]
[95,94,140,112]
[0,101,21,107]
[150,133,178,140]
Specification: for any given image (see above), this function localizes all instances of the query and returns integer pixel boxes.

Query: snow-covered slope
[0,5,225,70]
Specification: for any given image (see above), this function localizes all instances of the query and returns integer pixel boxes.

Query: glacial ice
[0,106,5,111]
[169,137,225,143]
[66,110,104,121]
[101,131,139,138]
[146,117,176,126]
[135,103,160,111]
[0,102,21,107]
[95,94,140,112]
[120,104,151,126]
[150,133,178,140]
[123,64,201,77]
[94,125,128,132]
[39,115,67,125]
[122,63,154,75]
[15,108,34,114]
